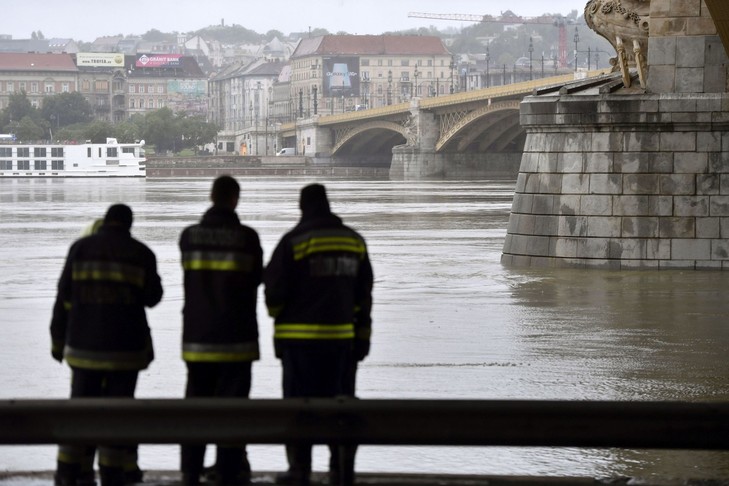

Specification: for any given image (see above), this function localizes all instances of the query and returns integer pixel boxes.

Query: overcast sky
[6,0,588,42]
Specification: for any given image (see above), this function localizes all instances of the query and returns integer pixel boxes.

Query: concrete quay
[3,470,728,486]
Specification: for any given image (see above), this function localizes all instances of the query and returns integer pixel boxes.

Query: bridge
[278,71,611,179]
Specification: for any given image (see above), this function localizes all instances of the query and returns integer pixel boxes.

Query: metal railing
[1,398,728,450]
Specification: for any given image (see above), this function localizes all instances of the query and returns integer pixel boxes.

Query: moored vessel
[0,137,146,177]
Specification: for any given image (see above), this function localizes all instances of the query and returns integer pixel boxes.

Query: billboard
[77,52,125,68]
[136,54,182,68]
[323,57,360,97]
[166,79,207,116]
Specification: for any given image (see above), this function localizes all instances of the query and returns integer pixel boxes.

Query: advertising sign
[166,79,207,116]
[136,54,182,68]
[323,57,360,97]
[76,52,125,68]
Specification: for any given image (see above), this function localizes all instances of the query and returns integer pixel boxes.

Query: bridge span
[278,71,610,179]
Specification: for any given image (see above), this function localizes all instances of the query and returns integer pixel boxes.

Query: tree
[143,107,180,153]
[83,121,115,143]
[41,92,94,127]
[15,116,44,141]
[179,115,219,154]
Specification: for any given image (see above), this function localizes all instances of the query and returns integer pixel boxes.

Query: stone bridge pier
[388,100,522,180]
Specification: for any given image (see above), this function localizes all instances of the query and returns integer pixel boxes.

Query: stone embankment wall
[390,148,521,179]
[501,93,729,269]
[145,155,389,178]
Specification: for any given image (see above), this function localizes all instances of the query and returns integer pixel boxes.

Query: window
[129,85,136,93]
[7,82,13,93]
[0,161,11,170]
[139,85,145,94]
[362,59,370,67]
[388,60,393,66]
[401,60,409,66]
[0,147,11,157]
[62,83,69,93]
[130,99,135,109]
[52,160,64,170]
[17,160,29,170]
[428,60,433,67]
[17,147,29,157]
[31,82,38,93]
[51,147,64,157]
[45,83,54,93]
[34,160,47,170]
[34,147,46,157]
[95,80,108,91]
[107,147,118,158]
[157,85,164,94]
[19,82,26,91]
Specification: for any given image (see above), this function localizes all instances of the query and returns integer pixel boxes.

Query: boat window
[0,161,11,170]
[34,147,46,157]
[107,147,118,158]
[52,147,64,157]
[34,161,47,170]
[17,160,29,170]
[0,148,11,157]
[52,160,64,170]
[17,147,29,158]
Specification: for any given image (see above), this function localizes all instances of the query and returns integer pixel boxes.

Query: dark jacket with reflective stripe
[179,206,262,362]
[50,224,163,370]
[264,210,373,351]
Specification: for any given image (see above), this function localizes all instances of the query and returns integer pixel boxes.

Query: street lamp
[574,26,580,72]
[449,56,456,93]
[413,65,419,97]
[528,36,534,80]
[485,44,490,88]
[387,70,392,105]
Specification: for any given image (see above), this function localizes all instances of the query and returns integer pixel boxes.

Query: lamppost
[449,56,456,93]
[312,85,318,115]
[574,26,580,72]
[485,44,490,88]
[387,70,392,105]
[413,65,419,97]
[528,36,534,80]
[362,74,369,108]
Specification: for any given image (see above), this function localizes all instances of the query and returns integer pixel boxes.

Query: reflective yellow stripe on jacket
[182,250,255,272]
[182,342,260,362]
[292,233,365,261]
[274,323,355,340]
[63,345,151,370]
[72,261,145,288]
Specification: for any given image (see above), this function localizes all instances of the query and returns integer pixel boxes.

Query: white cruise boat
[0,137,146,177]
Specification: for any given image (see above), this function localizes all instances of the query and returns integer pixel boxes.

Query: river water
[1,176,729,480]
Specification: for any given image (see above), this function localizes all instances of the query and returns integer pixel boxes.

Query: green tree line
[0,91,219,154]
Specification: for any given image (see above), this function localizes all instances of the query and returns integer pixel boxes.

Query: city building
[289,34,452,114]
[209,59,287,154]
[0,53,78,111]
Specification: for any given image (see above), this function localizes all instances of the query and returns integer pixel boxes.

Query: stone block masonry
[501,92,729,269]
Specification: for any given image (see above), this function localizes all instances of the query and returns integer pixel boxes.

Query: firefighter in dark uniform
[179,175,263,486]
[264,183,373,486]
[50,204,163,486]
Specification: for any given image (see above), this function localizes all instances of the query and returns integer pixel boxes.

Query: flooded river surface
[1,176,729,480]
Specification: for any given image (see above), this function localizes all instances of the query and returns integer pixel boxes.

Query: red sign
[135,54,182,68]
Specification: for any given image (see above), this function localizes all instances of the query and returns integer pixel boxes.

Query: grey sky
[6,0,588,42]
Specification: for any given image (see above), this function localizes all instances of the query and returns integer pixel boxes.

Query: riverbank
[4,470,719,485]
[145,155,390,178]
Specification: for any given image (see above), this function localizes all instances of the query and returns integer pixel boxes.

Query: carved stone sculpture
[584,0,650,88]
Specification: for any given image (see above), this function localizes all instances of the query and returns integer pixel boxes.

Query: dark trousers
[57,368,139,486]
[180,361,252,481]
[281,343,355,482]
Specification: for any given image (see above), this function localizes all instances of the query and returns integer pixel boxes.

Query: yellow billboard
[76,53,125,68]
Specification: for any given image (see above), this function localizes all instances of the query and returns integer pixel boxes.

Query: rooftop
[292,35,450,58]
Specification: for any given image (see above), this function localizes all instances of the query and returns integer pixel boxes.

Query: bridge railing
[1,398,728,450]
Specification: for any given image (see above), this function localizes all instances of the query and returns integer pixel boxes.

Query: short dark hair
[104,204,133,229]
[211,175,240,206]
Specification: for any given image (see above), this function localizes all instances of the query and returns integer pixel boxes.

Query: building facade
[289,35,453,115]
[0,53,78,111]
[0,52,207,124]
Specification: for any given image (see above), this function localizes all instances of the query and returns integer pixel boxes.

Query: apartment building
[0,53,78,110]
[0,52,207,123]
[289,34,453,114]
